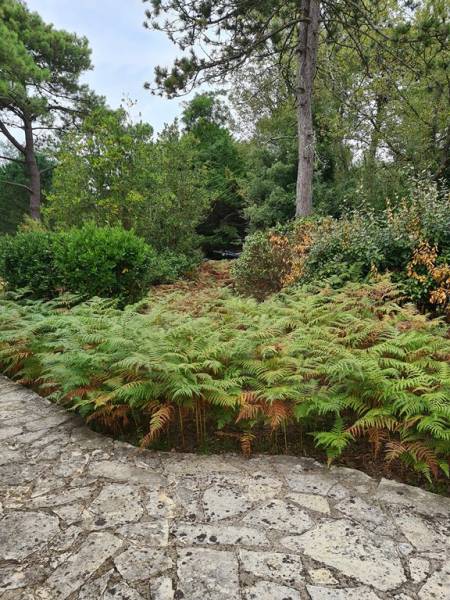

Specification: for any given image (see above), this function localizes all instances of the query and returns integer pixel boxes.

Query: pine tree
[143,1,446,216]
[0,0,96,220]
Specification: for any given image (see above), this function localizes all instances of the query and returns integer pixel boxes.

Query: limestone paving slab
[102,581,146,600]
[202,483,253,521]
[286,491,330,514]
[0,511,60,561]
[308,568,338,586]
[176,547,240,599]
[306,586,382,600]
[281,518,407,591]
[116,520,169,547]
[243,580,302,600]
[375,477,450,517]
[83,483,144,529]
[418,561,450,600]
[114,547,173,582]
[390,507,449,560]
[37,531,123,599]
[172,521,269,547]
[408,557,430,583]
[0,376,449,600]
[238,549,304,588]
[149,576,174,600]
[243,498,314,533]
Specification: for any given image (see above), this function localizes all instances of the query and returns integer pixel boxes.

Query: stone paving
[0,376,449,600]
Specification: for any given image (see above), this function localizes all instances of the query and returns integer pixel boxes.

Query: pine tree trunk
[295,0,320,217]
[23,117,41,221]
[366,94,388,166]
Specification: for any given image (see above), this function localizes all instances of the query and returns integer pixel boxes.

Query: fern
[1,275,449,480]
[314,418,354,465]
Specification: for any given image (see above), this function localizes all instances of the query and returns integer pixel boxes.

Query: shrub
[0,225,161,305]
[0,231,58,297]
[308,179,450,278]
[234,178,450,301]
[304,212,384,280]
[153,249,202,284]
[54,224,157,304]
[232,221,315,300]
[45,108,210,258]
[232,230,290,299]
[403,241,450,316]
[233,214,383,301]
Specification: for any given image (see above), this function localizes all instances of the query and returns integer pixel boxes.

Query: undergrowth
[0,275,449,485]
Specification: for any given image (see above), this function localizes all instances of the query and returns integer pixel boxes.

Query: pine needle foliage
[0,276,449,481]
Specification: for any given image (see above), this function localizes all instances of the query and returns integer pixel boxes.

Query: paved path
[0,376,449,600]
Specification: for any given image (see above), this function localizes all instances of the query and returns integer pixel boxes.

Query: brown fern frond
[64,385,96,400]
[266,400,291,429]
[386,440,439,477]
[87,403,131,434]
[144,400,162,413]
[236,391,261,422]
[141,404,174,448]
[367,427,389,457]
[236,402,262,422]
[240,432,256,457]
[407,441,439,477]
[385,440,407,462]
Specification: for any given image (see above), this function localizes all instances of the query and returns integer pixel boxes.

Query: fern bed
[0,274,449,492]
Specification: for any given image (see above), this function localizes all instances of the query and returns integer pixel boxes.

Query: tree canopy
[0,0,95,219]
[0,0,448,257]
[143,0,449,215]
[45,107,210,255]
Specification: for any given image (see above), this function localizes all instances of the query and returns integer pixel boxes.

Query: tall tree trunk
[436,124,450,181]
[296,0,320,217]
[366,93,388,166]
[23,116,41,221]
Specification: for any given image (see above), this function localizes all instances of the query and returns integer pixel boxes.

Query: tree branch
[0,155,26,165]
[0,120,26,155]
[39,163,57,175]
[0,179,32,193]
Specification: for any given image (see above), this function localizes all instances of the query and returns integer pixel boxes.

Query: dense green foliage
[153,250,201,283]
[181,93,245,254]
[230,0,449,225]
[53,225,159,304]
[0,225,161,304]
[1,1,448,242]
[45,108,209,256]
[232,228,298,300]
[0,231,57,297]
[234,180,450,305]
[0,277,448,482]
[0,0,91,114]
[42,96,248,257]
[145,0,449,219]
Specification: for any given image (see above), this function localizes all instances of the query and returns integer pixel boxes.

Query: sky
[26,0,190,131]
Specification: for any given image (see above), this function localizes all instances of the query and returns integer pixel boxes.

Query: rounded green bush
[0,231,58,297]
[54,224,157,304]
[0,224,161,305]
